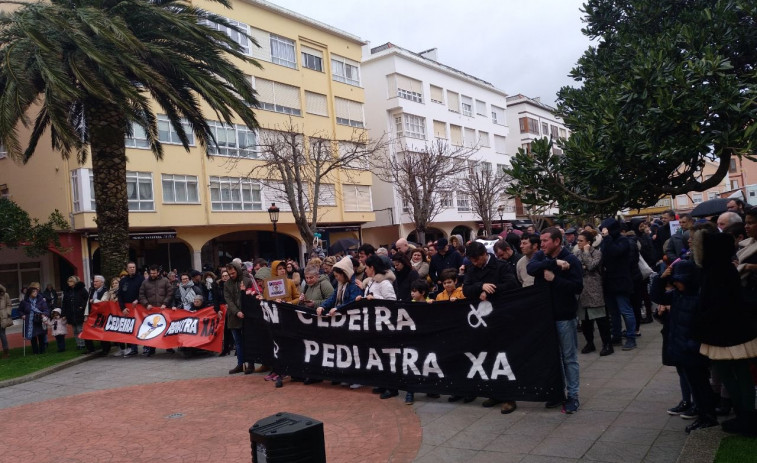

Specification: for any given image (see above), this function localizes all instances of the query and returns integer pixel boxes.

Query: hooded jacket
[262,260,300,303]
[362,271,397,300]
[224,261,253,330]
[301,274,334,308]
[320,256,361,310]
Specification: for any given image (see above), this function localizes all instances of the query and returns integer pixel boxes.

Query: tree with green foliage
[506,0,757,215]
[0,0,259,278]
[0,198,69,257]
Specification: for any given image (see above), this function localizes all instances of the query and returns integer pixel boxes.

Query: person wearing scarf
[174,273,203,311]
[19,287,50,354]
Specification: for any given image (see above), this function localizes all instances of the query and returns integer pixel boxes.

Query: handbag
[638,258,654,280]
[1,317,12,329]
[33,312,43,325]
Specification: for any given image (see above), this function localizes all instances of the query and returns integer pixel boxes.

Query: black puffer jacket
[600,218,633,295]
[62,281,88,326]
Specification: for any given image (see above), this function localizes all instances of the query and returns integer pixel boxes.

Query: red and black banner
[247,285,566,401]
[80,301,225,352]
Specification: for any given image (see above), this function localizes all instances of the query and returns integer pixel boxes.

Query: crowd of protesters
[4,197,756,437]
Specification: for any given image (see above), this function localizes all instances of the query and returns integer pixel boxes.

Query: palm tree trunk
[86,102,129,280]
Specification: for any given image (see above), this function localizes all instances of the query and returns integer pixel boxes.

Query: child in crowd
[44,308,68,352]
[435,268,465,302]
[410,279,433,304]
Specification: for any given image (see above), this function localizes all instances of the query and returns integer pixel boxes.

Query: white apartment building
[505,94,569,218]
[361,43,514,246]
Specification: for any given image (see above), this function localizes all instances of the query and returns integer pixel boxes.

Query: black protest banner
[248,285,565,402]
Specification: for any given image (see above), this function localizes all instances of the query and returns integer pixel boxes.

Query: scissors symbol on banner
[273,341,279,359]
[467,301,493,328]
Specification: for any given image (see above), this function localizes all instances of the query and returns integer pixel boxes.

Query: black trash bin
[249,412,326,463]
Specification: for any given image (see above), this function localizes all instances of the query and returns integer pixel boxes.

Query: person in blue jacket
[317,256,361,316]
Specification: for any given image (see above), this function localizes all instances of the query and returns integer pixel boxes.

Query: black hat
[565,228,576,235]
[436,238,448,249]
[189,270,202,278]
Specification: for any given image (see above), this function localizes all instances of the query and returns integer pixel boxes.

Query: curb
[0,353,98,389]
[676,425,726,463]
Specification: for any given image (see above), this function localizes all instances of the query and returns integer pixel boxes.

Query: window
[494,135,506,154]
[519,117,539,135]
[476,100,487,116]
[204,17,250,55]
[305,91,328,116]
[450,125,462,146]
[496,163,507,177]
[522,143,532,154]
[542,122,549,136]
[301,46,323,72]
[270,34,296,68]
[461,95,473,117]
[491,105,505,125]
[255,78,301,116]
[447,91,460,112]
[464,128,476,147]
[125,122,150,149]
[158,115,195,145]
[676,195,688,207]
[692,193,703,204]
[317,184,337,206]
[389,74,423,103]
[433,120,446,139]
[731,179,740,190]
[430,85,444,104]
[207,121,257,158]
[335,97,364,127]
[343,184,372,211]
[71,168,96,212]
[126,171,154,211]
[558,128,567,139]
[209,176,262,211]
[730,158,738,172]
[439,191,453,208]
[479,131,490,148]
[708,191,719,200]
[162,175,199,203]
[339,142,369,170]
[332,54,360,86]
[395,113,426,140]
[456,192,470,211]
[551,125,559,139]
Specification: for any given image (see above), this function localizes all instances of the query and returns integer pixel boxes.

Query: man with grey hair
[375,247,394,270]
[88,275,110,355]
[717,211,742,231]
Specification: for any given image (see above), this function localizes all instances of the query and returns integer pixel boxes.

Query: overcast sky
[270,0,592,107]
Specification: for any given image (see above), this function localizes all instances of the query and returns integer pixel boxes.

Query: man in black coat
[429,238,464,286]
[118,262,143,357]
[462,241,520,413]
[599,218,638,351]
[527,227,584,414]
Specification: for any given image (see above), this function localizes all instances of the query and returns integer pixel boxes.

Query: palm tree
[0,0,260,279]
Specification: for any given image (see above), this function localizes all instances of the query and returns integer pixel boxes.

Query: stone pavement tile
[415,443,435,459]
[520,455,579,463]
[598,425,660,446]
[625,399,674,414]
[465,413,521,435]
[467,450,526,463]
[652,430,687,450]
[611,411,672,429]
[531,436,594,459]
[583,441,649,463]
[551,421,608,441]
[604,378,652,390]
[636,388,681,403]
[641,445,681,463]
[662,416,689,433]
[564,409,619,426]
[413,446,479,463]
[443,430,500,450]
[484,433,545,454]
[420,419,465,446]
[581,397,634,412]
[502,415,562,438]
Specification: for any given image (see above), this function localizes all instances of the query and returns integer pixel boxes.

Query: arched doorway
[406,227,445,245]
[450,225,474,243]
[201,230,300,269]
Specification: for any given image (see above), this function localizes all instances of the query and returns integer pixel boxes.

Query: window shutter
[494,135,506,154]
[275,83,300,109]
[348,100,364,122]
[356,185,372,211]
[300,45,322,59]
[433,120,446,138]
[318,184,336,206]
[255,78,275,105]
[465,128,476,147]
[476,100,486,115]
[343,185,358,210]
[306,91,328,116]
[447,91,460,111]
[335,97,349,119]
[249,27,272,61]
[450,125,462,146]
[430,85,443,103]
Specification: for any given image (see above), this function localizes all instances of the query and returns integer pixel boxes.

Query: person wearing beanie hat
[428,237,463,286]
[44,307,69,352]
[317,256,361,316]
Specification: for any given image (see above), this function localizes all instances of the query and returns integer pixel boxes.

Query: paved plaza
[0,323,716,463]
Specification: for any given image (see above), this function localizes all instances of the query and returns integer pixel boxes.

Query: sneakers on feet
[380,390,399,399]
[680,406,699,420]
[621,341,637,351]
[405,392,414,405]
[667,400,692,416]
[123,349,137,357]
[349,384,362,390]
[562,397,579,414]
[264,373,280,381]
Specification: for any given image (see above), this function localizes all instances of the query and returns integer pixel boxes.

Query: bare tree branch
[462,162,512,237]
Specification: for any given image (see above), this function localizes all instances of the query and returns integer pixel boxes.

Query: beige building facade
[0,0,373,294]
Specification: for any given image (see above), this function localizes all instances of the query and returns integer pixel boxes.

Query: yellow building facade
[0,0,374,293]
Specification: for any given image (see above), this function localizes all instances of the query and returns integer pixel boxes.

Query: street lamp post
[497,205,504,235]
[268,203,280,258]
